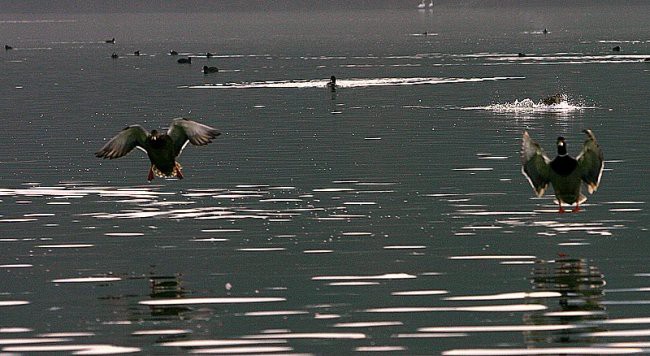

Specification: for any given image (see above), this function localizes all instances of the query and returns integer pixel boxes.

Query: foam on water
[186,76,525,89]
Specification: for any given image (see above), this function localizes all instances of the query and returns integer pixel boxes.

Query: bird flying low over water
[96,118,220,181]
[521,129,604,213]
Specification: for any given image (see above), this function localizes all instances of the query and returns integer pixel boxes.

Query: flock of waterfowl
[4,37,605,213]
[103,37,220,74]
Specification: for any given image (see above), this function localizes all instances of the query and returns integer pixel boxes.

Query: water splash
[464,95,597,115]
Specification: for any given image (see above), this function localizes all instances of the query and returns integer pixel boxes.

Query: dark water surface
[2,3,650,354]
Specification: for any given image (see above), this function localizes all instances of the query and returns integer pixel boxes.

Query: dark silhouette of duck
[96,118,220,181]
[5,45,13,50]
[543,28,548,35]
[206,52,213,58]
[134,50,140,56]
[521,130,604,213]
[542,93,564,105]
[106,38,115,44]
[111,53,119,59]
[177,57,191,64]
[326,75,337,92]
[170,50,178,56]
[203,66,219,74]
[612,46,621,52]
[518,52,526,57]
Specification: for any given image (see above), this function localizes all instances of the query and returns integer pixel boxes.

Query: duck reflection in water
[524,257,607,345]
[147,274,190,318]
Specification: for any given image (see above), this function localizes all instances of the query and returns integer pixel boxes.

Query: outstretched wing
[95,125,149,159]
[167,118,220,156]
[577,129,604,194]
[521,131,552,197]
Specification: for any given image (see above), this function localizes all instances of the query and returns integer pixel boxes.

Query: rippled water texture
[2,2,650,354]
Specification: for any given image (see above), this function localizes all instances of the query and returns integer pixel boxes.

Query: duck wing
[576,129,604,193]
[167,118,220,156]
[521,131,552,197]
[95,125,149,159]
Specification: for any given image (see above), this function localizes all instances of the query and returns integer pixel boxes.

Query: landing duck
[521,130,604,213]
[96,118,220,181]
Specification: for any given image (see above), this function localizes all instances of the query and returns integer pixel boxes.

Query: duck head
[148,129,164,147]
[556,136,567,156]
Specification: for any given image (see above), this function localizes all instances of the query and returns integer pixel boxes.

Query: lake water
[2,2,650,354]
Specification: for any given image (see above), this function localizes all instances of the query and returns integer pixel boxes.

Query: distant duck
[428,0,434,7]
[177,57,191,64]
[206,52,213,58]
[326,75,337,91]
[96,118,220,181]
[111,52,119,59]
[612,45,621,52]
[518,52,526,57]
[5,45,13,50]
[543,28,548,35]
[105,38,115,44]
[134,50,140,56]
[170,50,178,55]
[417,0,426,9]
[542,93,564,105]
[521,130,604,213]
[203,66,219,74]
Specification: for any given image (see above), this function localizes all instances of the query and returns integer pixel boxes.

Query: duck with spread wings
[521,129,604,213]
[96,118,220,181]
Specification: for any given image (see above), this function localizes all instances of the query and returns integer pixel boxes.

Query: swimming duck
[134,50,140,56]
[326,75,337,91]
[521,130,604,213]
[203,65,219,74]
[170,50,178,56]
[111,52,119,59]
[96,118,220,181]
[5,45,13,50]
[177,57,191,64]
[106,38,115,44]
